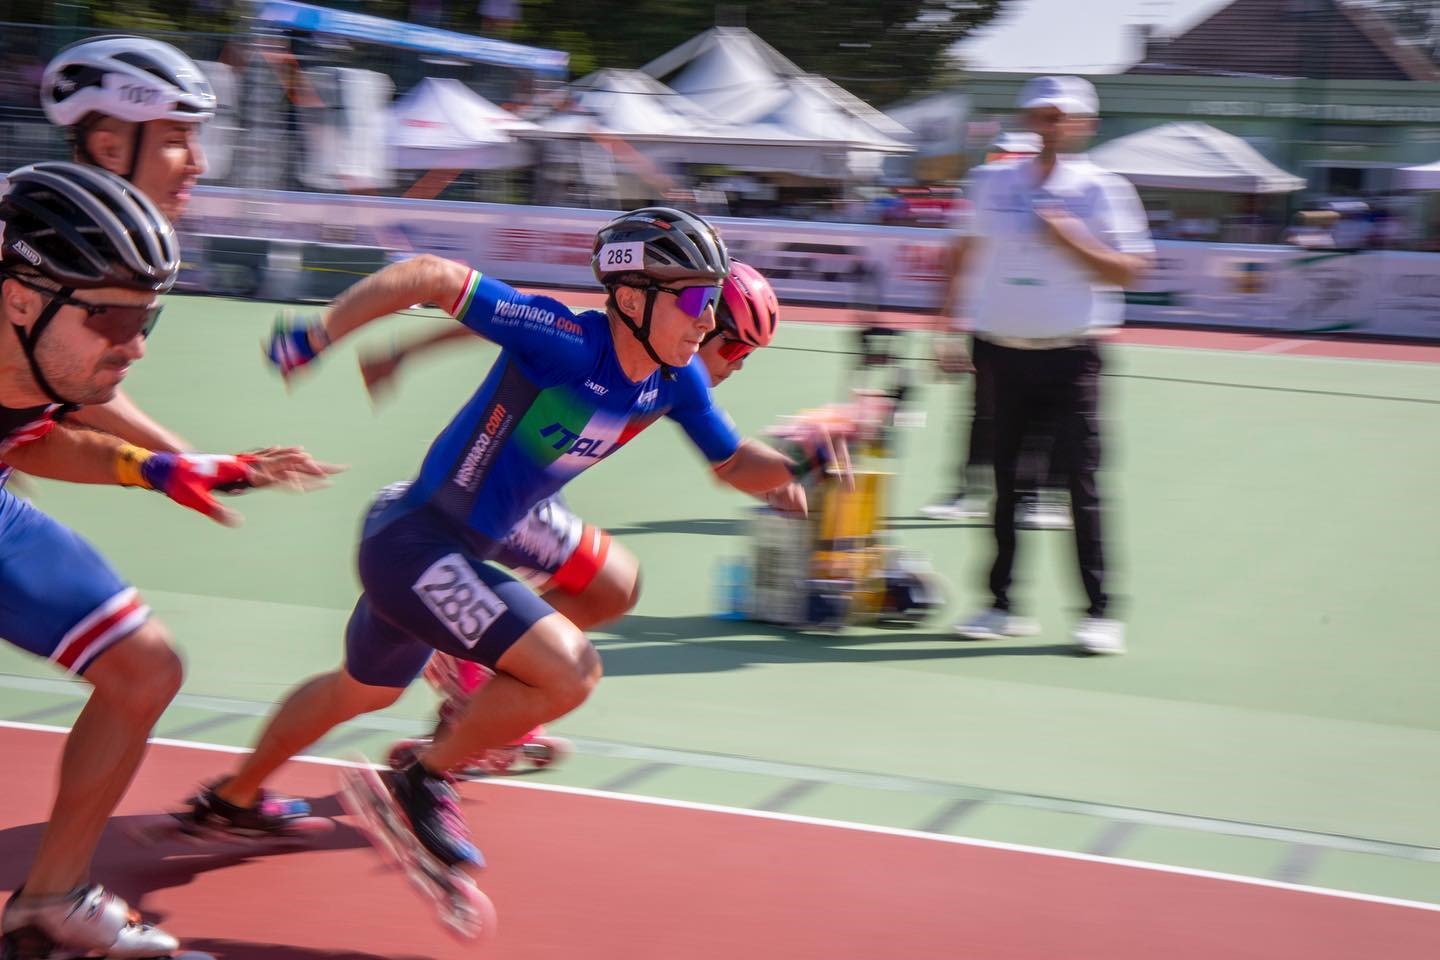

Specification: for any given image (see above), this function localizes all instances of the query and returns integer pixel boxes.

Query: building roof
[1128,0,1439,81]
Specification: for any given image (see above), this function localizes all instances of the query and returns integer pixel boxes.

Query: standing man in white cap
[950,76,1153,655]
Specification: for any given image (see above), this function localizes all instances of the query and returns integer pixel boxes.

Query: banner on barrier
[1128,243,1440,338]
[178,188,1440,339]
[178,187,954,311]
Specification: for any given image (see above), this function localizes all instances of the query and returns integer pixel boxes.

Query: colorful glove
[266,311,330,377]
[116,445,257,524]
[790,438,833,482]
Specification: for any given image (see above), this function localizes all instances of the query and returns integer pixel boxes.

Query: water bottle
[713,556,752,620]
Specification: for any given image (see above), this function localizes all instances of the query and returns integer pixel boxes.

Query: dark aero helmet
[0,161,179,292]
[591,207,729,377]
[1,161,178,406]
[591,206,730,287]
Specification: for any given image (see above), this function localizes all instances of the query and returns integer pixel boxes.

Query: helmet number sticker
[597,241,644,273]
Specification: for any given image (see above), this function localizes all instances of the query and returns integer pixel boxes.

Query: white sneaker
[1017,499,1072,530]
[953,608,1040,640]
[920,493,990,521]
[1,884,178,958]
[1073,617,1125,655]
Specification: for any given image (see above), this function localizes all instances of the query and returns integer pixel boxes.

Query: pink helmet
[716,261,779,348]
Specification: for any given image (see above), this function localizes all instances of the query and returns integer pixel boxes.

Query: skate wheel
[441,876,499,942]
[387,739,426,771]
[524,736,573,769]
[337,766,407,871]
[476,748,517,774]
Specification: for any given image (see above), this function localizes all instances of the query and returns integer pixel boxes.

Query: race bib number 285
[597,241,644,273]
[413,554,507,649]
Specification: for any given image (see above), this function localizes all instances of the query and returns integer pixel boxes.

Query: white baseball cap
[1017,76,1098,116]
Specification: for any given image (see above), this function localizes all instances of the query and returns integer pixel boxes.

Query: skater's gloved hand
[116,445,258,525]
[116,444,342,526]
[789,424,853,491]
[265,310,331,379]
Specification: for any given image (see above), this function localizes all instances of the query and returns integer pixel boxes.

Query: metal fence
[0,20,539,205]
[0,19,916,222]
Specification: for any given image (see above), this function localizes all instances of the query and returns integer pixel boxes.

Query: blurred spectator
[1284,210,1338,249]
[480,0,521,35]
[1422,211,1440,252]
[1174,208,1219,240]
[0,53,43,110]
[1366,205,1407,249]
[946,76,1152,655]
[413,0,443,26]
[1147,207,1174,239]
[925,126,1053,524]
[1222,196,1270,244]
[1329,201,1371,249]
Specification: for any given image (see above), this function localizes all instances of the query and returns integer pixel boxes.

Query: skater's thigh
[344,594,434,690]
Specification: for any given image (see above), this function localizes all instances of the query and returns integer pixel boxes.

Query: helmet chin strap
[10,288,82,406]
[125,120,146,182]
[614,286,677,381]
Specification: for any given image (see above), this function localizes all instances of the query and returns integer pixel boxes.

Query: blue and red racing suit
[344,271,741,685]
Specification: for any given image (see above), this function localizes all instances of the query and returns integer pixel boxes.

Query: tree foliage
[9,0,1010,104]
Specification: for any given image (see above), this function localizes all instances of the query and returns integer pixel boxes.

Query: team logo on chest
[538,422,612,460]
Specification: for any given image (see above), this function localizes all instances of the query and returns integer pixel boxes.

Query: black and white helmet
[42,35,216,127]
[0,162,180,293]
[591,207,730,287]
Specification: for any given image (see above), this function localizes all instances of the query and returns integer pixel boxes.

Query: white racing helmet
[42,35,216,127]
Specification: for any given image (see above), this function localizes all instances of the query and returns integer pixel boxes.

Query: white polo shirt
[956,155,1153,339]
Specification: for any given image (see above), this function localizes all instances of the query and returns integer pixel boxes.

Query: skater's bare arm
[713,439,794,493]
[67,388,190,453]
[360,326,482,398]
[322,254,473,346]
[265,254,475,379]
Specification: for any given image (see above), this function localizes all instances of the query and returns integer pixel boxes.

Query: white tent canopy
[639,27,911,179]
[537,68,722,139]
[1091,122,1305,194]
[387,77,536,170]
[1398,160,1440,190]
[641,26,802,122]
[536,68,902,180]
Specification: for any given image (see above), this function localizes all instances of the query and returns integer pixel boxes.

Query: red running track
[1,726,1437,959]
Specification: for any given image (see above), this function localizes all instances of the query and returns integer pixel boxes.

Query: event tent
[639,28,910,178]
[1397,159,1440,190]
[536,68,904,179]
[1091,122,1305,193]
[387,77,536,171]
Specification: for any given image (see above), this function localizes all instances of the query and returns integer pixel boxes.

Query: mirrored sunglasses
[657,283,722,319]
[716,336,755,363]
